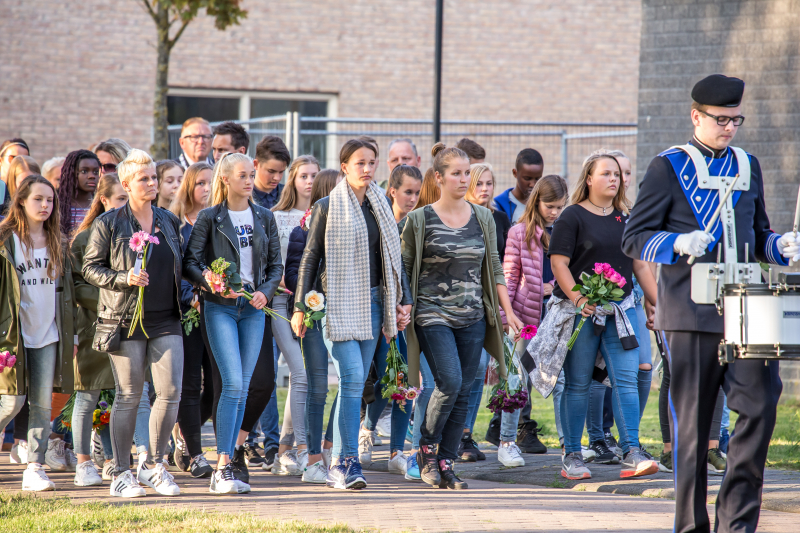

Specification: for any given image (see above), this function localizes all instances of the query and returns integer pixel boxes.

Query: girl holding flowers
[83,149,184,498]
[0,175,74,492]
[269,155,319,476]
[183,152,282,495]
[548,152,657,481]
[70,173,129,487]
[401,143,523,490]
[292,139,413,491]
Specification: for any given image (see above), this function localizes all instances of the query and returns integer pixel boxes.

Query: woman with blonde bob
[0,175,74,492]
[269,154,319,476]
[183,152,282,494]
[83,149,184,498]
[548,152,657,481]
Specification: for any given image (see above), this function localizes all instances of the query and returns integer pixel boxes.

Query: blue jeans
[329,286,384,460]
[365,333,413,453]
[464,349,490,433]
[249,339,281,450]
[0,342,58,465]
[411,352,434,449]
[205,299,265,456]
[416,318,487,461]
[303,318,337,455]
[133,381,151,454]
[553,370,565,445]
[562,309,640,455]
[72,390,114,458]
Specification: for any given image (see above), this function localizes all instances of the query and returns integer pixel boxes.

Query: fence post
[561,130,568,180]
[292,112,300,158]
[284,112,292,148]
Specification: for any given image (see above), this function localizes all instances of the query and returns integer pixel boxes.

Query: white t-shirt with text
[228,207,255,287]
[13,233,58,349]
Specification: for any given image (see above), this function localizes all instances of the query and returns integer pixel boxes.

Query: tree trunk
[150,2,171,160]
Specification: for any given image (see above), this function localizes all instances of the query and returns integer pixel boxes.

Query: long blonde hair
[518,175,569,252]
[571,153,630,214]
[466,163,496,211]
[210,152,252,206]
[272,155,320,212]
[170,162,213,224]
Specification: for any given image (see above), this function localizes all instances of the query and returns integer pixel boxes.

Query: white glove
[673,231,713,257]
[778,231,800,262]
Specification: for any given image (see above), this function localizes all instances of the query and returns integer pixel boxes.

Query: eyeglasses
[182,134,212,143]
[100,163,117,173]
[699,110,745,127]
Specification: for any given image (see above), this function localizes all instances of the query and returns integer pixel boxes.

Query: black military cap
[691,74,745,107]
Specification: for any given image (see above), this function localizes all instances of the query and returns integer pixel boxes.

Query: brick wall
[637,0,800,399]
[0,0,640,181]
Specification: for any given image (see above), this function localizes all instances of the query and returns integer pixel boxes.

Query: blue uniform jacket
[621,138,786,333]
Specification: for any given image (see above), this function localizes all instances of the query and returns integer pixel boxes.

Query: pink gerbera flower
[129,233,145,252]
[520,324,538,340]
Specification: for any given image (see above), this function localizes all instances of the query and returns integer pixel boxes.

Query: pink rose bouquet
[0,350,17,372]
[128,231,159,338]
[204,257,288,323]
[566,262,627,349]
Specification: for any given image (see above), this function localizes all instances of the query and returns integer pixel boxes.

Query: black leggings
[659,346,725,444]
[201,303,275,436]
[177,323,215,458]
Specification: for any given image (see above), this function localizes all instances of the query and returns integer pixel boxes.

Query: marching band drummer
[622,74,798,533]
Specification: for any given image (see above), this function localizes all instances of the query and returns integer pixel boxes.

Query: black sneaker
[417,444,441,487]
[438,459,468,489]
[263,447,278,470]
[484,419,501,447]
[516,421,547,454]
[458,432,485,462]
[189,454,213,479]
[244,443,265,466]
[175,450,191,472]
[604,431,623,459]
[588,440,620,464]
[231,446,250,485]
[167,450,176,467]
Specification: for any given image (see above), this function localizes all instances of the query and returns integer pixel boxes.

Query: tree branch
[138,0,158,22]
[168,18,192,51]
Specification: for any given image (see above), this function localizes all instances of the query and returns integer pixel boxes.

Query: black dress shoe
[516,420,547,454]
[231,446,250,484]
[485,419,501,447]
[417,444,441,486]
[438,459,468,489]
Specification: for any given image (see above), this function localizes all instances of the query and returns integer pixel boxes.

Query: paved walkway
[1,458,798,532]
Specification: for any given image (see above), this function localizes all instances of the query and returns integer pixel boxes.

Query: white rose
[305,290,325,312]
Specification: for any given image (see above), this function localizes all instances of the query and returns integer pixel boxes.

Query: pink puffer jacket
[501,223,544,327]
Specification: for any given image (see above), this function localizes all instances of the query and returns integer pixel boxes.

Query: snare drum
[720,283,800,362]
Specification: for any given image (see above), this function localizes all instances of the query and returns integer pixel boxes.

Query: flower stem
[566,316,587,350]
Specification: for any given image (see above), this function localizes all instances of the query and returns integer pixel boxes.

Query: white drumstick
[790,185,800,266]
[687,173,741,265]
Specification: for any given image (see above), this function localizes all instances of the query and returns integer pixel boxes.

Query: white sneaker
[64,446,78,472]
[498,442,526,467]
[110,470,146,498]
[581,445,597,463]
[10,441,28,464]
[22,463,55,491]
[301,460,328,484]
[322,448,332,469]
[102,461,114,481]
[358,427,375,464]
[210,464,239,495]
[388,451,408,475]
[137,461,180,496]
[375,408,392,438]
[74,460,103,486]
[271,450,301,476]
[45,439,68,471]
[296,449,308,473]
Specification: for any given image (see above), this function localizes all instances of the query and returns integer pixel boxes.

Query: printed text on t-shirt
[236,224,253,248]
[16,257,55,286]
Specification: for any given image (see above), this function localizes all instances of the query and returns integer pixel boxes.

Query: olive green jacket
[71,229,114,391]
[400,203,507,388]
[0,235,75,395]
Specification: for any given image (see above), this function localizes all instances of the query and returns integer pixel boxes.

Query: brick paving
[1,459,797,532]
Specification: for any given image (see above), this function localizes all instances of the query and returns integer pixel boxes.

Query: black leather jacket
[294,196,413,309]
[183,200,283,306]
[83,204,183,322]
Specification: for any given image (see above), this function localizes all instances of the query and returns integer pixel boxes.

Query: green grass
[270,376,800,471]
[0,492,357,533]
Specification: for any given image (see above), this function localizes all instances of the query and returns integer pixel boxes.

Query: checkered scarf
[325,180,403,341]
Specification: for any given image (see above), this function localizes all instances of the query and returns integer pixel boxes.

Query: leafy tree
[139,1,247,159]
